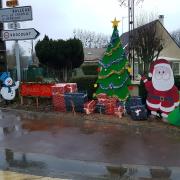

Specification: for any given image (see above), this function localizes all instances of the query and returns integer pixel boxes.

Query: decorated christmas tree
[94,18,131,101]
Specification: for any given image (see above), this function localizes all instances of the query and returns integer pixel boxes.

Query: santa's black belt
[148,94,173,102]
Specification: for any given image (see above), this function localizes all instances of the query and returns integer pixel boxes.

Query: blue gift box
[125,96,143,114]
[130,105,148,121]
[64,92,88,113]
[95,103,106,114]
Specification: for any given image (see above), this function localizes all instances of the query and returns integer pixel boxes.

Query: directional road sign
[2,28,40,41]
[8,22,20,29]
[0,6,32,22]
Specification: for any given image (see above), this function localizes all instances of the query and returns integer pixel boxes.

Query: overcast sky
[3,0,180,55]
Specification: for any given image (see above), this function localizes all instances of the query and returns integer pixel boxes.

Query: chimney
[159,15,164,25]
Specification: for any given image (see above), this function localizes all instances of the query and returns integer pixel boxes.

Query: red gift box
[84,100,97,115]
[108,97,118,104]
[105,102,116,115]
[97,93,108,104]
[52,84,68,95]
[51,83,78,95]
[66,83,78,93]
[52,94,66,112]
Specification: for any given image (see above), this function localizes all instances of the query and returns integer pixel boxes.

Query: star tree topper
[111,17,120,27]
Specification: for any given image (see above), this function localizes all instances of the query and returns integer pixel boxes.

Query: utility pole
[128,0,135,80]
[0,0,7,72]
[119,0,144,80]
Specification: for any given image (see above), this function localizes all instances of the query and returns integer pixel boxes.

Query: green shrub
[69,75,98,99]
[81,64,98,75]
[175,76,180,90]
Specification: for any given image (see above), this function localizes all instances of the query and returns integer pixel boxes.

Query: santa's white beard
[152,75,174,91]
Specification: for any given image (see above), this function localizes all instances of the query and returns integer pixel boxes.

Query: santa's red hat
[148,59,171,77]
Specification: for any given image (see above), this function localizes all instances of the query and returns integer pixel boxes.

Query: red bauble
[128,86,134,91]
[96,67,101,72]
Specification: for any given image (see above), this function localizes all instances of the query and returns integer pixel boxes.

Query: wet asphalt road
[0,109,180,179]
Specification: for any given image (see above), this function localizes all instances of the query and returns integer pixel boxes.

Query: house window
[172,62,180,75]
[134,62,139,76]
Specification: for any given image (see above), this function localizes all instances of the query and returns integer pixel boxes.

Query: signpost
[1,2,39,82]
[8,22,20,29]
[2,28,40,41]
[0,6,32,22]
[6,0,18,7]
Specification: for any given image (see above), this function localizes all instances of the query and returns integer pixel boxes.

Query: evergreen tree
[95,18,131,101]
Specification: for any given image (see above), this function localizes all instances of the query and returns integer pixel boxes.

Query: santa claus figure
[142,59,179,121]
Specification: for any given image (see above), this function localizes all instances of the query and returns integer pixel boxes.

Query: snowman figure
[0,72,19,101]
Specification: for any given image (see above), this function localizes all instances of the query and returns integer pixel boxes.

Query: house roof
[84,48,106,62]
[83,21,180,63]
[120,20,180,49]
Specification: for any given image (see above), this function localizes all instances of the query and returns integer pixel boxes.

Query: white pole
[31,39,33,63]
[15,40,21,81]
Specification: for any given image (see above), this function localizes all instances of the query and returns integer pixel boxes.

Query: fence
[8,67,73,83]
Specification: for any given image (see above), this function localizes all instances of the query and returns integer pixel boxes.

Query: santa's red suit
[143,80,179,116]
[142,59,179,118]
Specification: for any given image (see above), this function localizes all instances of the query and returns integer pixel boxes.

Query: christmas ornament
[94,84,97,88]
[96,67,101,72]
[128,86,134,91]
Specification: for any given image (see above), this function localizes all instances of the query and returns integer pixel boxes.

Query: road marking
[0,170,71,180]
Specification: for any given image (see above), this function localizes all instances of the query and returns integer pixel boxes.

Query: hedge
[81,64,98,75]
[175,76,180,90]
[69,75,98,99]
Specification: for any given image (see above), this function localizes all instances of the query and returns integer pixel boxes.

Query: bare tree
[7,43,28,70]
[132,13,164,75]
[73,29,110,48]
[171,29,180,47]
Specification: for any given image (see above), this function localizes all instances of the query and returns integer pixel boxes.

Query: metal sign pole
[15,40,21,81]
[14,20,21,81]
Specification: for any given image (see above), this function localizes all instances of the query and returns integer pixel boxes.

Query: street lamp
[121,16,128,34]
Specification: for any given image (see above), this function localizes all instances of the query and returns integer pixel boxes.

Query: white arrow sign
[8,22,20,29]
[2,28,40,41]
[0,6,32,22]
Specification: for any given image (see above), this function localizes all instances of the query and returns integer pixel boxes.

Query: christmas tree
[95,18,131,101]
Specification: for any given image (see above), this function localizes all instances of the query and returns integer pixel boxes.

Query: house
[121,16,180,76]
[83,48,106,64]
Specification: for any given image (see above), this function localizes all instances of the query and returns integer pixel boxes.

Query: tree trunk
[138,63,144,75]
[63,67,68,82]
[144,62,150,76]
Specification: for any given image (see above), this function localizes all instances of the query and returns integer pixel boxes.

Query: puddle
[0,109,180,179]
[0,148,180,179]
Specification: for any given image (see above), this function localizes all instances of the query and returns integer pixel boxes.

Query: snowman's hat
[0,72,10,82]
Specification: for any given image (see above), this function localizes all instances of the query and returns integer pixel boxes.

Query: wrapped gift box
[96,93,108,104]
[95,103,106,114]
[52,84,68,95]
[84,100,97,115]
[130,105,148,121]
[105,102,116,115]
[125,96,143,114]
[52,83,78,95]
[65,92,88,113]
[52,94,66,112]
[66,83,78,93]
